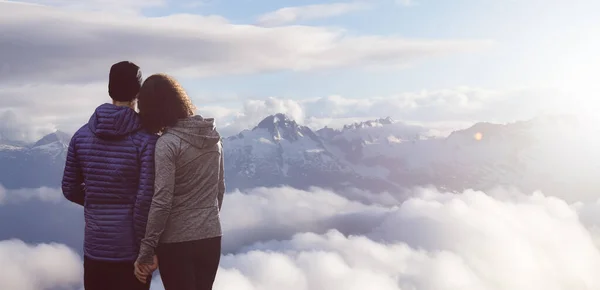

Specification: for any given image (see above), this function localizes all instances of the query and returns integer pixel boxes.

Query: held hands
[134,255,158,284]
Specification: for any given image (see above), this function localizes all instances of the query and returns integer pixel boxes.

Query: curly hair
[137,74,196,134]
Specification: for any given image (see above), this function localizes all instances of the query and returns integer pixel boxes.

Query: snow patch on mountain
[225,114,354,183]
[33,131,71,148]
[0,131,71,189]
[0,144,24,151]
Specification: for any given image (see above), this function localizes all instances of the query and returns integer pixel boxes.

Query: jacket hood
[88,103,141,138]
[166,115,221,149]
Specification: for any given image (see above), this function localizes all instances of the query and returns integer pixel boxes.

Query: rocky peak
[256,113,316,142]
[342,117,395,131]
[33,131,71,148]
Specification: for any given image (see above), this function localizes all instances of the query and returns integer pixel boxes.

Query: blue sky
[1,0,600,140]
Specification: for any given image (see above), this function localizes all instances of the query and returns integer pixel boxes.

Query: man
[62,61,159,290]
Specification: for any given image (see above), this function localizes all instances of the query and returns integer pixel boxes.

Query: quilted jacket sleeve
[133,135,158,246]
[62,135,85,206]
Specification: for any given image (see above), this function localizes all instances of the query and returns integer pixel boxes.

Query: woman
[133,74,225,290]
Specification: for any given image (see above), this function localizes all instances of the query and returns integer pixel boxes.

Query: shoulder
[70,124,91,144]
[156,133,180,149]
[154,133,181,157]
[132,130,159,148]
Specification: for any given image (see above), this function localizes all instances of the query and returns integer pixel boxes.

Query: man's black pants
[84,256,151,290]
[156,236,222,290]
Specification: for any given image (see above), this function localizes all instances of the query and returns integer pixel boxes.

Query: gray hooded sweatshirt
[137,116,224,264]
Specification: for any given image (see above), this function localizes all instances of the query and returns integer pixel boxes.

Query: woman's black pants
[157,236,222,290]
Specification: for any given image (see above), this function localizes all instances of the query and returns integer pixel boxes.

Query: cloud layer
[219,187,393,253]
[0,184,63,205]
[0,239,82,290]
[215,187,600,290]
[4,185,600,290]
[0,1,487,84]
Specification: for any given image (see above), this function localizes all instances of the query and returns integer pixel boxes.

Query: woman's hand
[134,255,159,284]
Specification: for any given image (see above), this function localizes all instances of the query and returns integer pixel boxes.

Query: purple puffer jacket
[62,103,158,262]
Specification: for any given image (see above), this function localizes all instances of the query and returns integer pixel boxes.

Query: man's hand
[134,255,158,284]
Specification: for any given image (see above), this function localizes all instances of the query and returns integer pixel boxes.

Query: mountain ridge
[11,113,576,148]
[0,130,69,189]
[1,130,71,149]
[2,113,597,202]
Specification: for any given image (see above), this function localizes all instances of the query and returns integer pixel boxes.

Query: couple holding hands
[62,61,224,290]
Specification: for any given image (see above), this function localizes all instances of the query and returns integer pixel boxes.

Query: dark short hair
[137,74,196,134]
[108,61,142,102]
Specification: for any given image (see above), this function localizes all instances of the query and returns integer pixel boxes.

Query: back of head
[108,61,143,102]
[137,74,197,134]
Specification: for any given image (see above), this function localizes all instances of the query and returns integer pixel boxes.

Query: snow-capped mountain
[324,114,599,201]
[225,113,600,201]
[316,118,435,164]
[223,113,398,191]
[0,131,69,189]
[2,114,598,202]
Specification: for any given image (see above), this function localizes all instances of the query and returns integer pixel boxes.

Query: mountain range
[0,130,70,189]
[2,114,598,202]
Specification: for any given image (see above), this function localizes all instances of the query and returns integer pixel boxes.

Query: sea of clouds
[2,185,600,290]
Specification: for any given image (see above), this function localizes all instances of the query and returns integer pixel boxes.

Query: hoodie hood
[166,115,221,149]
[88,103,141,138]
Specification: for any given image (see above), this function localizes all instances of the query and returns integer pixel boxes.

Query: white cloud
[0,109,58,142]
[196,105,239,126]
[219,187,393,253]
[0,81,108,142]
[223,187,600,290]
[311,86,564,125]
[300,87,543,122]
[4,185,600,289]
[209,187,600,290]
[0,184,63,205]
[256,2,370,27]
[218,97,306,137]
[0,1,489,85]
[0,239,82,290]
